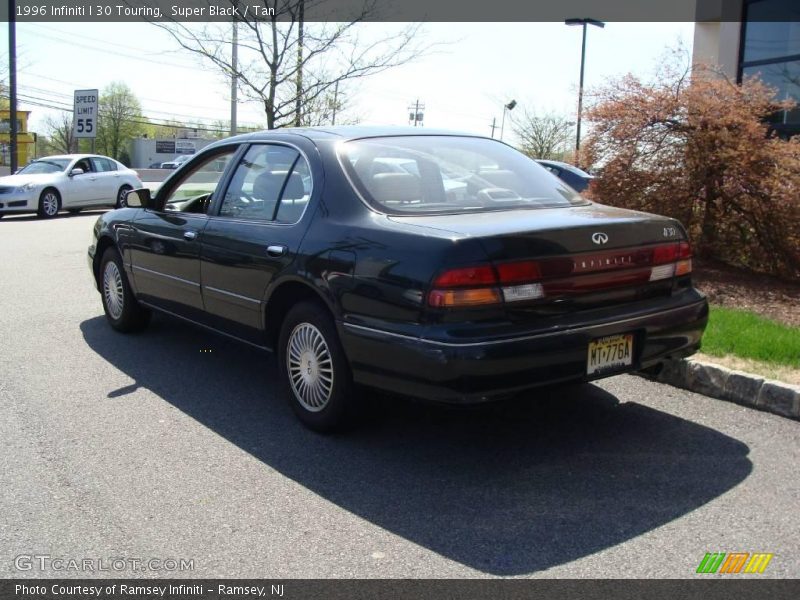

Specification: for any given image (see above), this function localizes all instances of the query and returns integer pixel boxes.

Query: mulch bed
[692,259,800,328]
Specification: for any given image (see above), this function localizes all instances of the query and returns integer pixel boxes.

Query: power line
[3,92,245,135]
[22,72,247,116]
[22,26,201,72]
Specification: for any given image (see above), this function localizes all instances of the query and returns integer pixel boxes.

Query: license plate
[587,334,634,375]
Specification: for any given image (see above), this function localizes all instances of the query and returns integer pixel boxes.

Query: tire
[68,208,82,215]
[278,300,359,432]
[37,188,61,219]
[116,185,132,209]
[99,247,151,333]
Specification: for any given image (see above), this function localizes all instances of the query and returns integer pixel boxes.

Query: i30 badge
[591,232,609,245]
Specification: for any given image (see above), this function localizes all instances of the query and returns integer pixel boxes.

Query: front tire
[116,185,132,208]
[278,301,359,432]
[99,247,150,333]
[37,188,61,218]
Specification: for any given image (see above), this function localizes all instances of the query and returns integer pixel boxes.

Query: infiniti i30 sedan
[0,154,142,219]
[88,127,708,431]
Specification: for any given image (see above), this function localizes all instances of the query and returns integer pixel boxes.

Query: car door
[129,146,240,320]
[199,142,316,343]
[63,158,102,206]
[90,157,120,204]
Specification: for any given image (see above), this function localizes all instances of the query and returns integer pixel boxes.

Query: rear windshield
[339,135,587,214]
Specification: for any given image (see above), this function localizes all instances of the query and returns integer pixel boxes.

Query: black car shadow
[80,315,752,576]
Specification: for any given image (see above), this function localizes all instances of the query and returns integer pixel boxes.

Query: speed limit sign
[73,89,98,139]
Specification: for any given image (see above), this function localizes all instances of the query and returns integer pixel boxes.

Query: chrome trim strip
[204,285,261,305]
[342,300,707,348]
[139,301,272,352]
[132,265,200,287]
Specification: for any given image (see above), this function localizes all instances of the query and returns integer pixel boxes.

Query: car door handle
[266,244,287,257]
[184,231,198,241]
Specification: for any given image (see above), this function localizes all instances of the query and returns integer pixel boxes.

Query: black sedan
[88,127,708,432]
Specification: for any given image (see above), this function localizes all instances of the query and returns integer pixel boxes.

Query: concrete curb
[643,357,800,420]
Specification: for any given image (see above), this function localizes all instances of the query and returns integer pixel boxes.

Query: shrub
[583,55,800,280]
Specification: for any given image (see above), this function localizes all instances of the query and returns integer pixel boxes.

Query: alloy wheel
[286,322,334,412]
[42,192,59,217]
[102,261,125,320]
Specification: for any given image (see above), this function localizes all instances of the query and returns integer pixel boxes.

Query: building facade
[694,0,800,137]
[0,110,36,166]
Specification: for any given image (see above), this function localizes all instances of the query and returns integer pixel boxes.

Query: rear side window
[340,135,586,214]
[219,144,312,223]
[91,157,116,172]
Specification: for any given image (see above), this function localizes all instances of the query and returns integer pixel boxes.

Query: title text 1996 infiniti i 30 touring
[88,127,708,431]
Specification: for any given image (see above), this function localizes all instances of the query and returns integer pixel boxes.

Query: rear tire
[37,188,61,219]
[99,247,151,333]
[278,301,359,432]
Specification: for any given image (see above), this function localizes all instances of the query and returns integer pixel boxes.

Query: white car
[0,154,142,219]
[160,154,192,169]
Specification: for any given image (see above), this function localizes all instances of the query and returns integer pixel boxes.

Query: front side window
[340,135,586,215]
[161,148,237,214]
[219,144,312,223]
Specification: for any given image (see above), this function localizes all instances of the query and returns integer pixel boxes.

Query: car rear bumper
[339,293,709,403]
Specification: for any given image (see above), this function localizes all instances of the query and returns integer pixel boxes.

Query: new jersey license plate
[587,334,634,375]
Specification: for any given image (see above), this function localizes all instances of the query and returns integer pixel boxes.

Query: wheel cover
[43,192,58,216]
[102,261,125,320]
[118,187,128,207]
[287,322,334,412]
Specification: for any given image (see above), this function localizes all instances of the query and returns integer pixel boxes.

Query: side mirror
[125,187,153,209]
[69,168,84,177]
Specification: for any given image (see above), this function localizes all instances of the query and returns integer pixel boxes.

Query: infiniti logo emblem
[591,232,609,245]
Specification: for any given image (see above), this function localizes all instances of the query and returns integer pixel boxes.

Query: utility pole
[331,80,339,125]
[408,99,425,126]
[489,117,497,138]
[8,0,18,172]
[230,19,238,136]
[565,18,604,162]
[295,0,305,127]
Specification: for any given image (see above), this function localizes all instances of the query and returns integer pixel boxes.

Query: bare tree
[512,108,574,160]
[43,112,76,154]
[156,0,428,129]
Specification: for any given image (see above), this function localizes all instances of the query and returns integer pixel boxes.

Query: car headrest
[282,172,306,200]
[252,171,306,202]
[369,172,421,204]
[478,169,521,191]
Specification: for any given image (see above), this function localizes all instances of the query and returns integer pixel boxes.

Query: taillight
[428,241,693,308]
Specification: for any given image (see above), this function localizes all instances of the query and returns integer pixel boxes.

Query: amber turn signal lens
[675,259,692,276]
[428,287,502,307]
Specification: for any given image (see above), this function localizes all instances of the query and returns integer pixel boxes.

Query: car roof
[36,154,116,161]
[536,159,593,177]
[216,125,493,145]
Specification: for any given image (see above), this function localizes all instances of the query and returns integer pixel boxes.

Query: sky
[3,21,694,143]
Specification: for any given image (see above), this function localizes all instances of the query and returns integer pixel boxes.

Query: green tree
[96,82,144,160]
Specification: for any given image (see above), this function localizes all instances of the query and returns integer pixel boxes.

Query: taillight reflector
[428,240,693,308]
[433,265,496,287]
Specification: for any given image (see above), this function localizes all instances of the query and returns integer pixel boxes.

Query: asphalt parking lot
[1,212,798,579]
